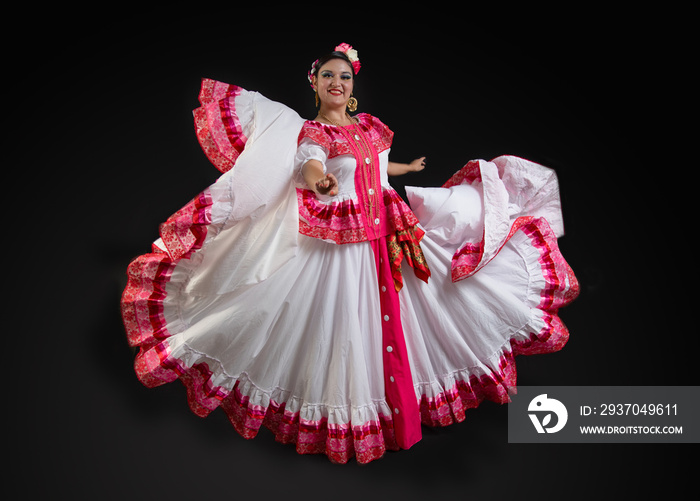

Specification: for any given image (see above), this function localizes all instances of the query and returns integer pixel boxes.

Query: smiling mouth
[329,89,343,96]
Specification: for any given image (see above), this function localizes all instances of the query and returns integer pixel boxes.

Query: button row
[381,273,398,415]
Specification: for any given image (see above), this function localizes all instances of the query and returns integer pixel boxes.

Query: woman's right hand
[314,173,339,196]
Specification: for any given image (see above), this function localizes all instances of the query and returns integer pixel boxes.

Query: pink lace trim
[193,79,247,173]
[442,159,483,188]
[298,187,420,244]
[298,114,393,159]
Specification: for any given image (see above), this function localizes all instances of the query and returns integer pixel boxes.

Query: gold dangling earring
[347,95,358,113]
[315,89,319,108]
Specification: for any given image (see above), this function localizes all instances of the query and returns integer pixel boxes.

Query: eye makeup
[320,70,353,80]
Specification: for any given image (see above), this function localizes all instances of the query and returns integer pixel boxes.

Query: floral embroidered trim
[122,190,213,349]
[442,159,483,188]
[298,114,393,159]
[157,191,213,260]
[419,351,518,426]
[521,219,580,311]
[134,340,397,464]
[223,381,396,464]
[193,79,248,173]
[297,187,420,244]
[297,189,367,244]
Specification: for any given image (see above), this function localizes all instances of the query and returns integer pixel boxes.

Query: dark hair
[313,51,356,78]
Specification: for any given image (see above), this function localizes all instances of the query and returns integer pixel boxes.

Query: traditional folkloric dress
[121,79,579,464]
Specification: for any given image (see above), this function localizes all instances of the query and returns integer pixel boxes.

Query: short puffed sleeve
[293,136,329,185]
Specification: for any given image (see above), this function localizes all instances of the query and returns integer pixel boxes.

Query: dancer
[122,43,579,464]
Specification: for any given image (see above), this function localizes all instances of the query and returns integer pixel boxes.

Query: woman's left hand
[410,157,427,172]
[387,157,426,177]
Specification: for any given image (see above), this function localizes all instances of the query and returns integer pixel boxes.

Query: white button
[394,408,400,414]
[354,134,360,140]
[386,345,393,352]
[384,316,390,322]
[374,218,380,225]
[381,286,386,292]
[365,157,371,164]
[368,188,374,195]
[389,376,395,382]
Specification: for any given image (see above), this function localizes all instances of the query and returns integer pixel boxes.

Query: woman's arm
[302,159,339,196]
[387,157,426,176]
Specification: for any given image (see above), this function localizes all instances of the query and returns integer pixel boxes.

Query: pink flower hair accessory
[335,43,361,73]
[307,43,361,88]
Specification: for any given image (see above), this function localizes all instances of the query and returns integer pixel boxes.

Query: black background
[9,13,693,499]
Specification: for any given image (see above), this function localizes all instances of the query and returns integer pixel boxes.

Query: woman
[122,43,579,464]
[302,50,426,196]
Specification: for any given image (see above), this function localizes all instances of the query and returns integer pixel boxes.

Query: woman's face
[313,58,354,109]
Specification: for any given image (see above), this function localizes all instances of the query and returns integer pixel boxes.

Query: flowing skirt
[121,82,579,464]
